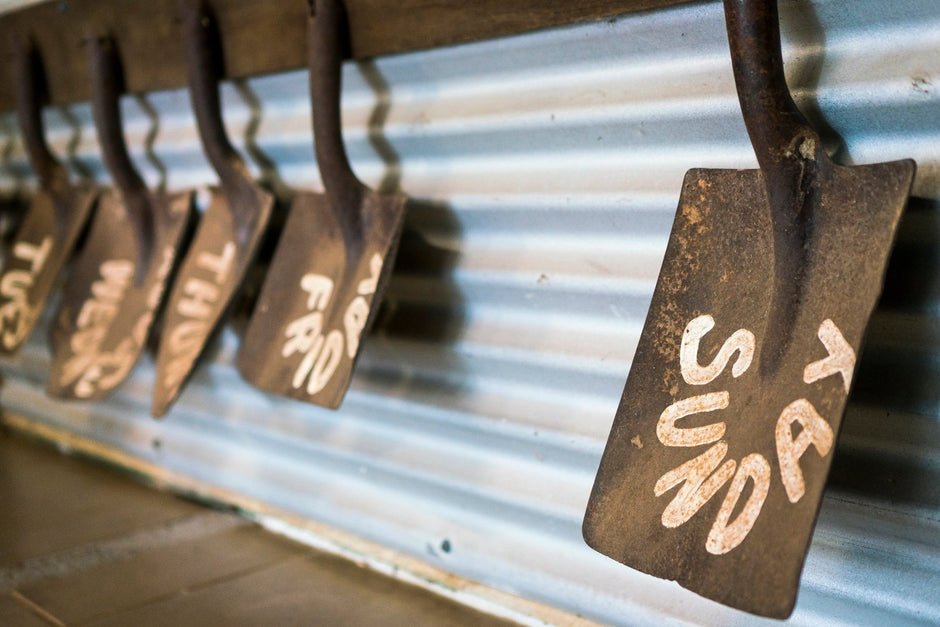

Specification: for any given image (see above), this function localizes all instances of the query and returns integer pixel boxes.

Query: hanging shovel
[0,39,97,356]
[150,0,275,417]
[236,0,406,409]
[47,35,194,401]
[582,0,915,618]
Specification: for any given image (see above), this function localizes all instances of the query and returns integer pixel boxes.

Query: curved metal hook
[309,0,367,226]
[89,34,155,280]
[12,37,67,192]
[725,0,832,373]
[181,0,256,218]
[723,0,828,211]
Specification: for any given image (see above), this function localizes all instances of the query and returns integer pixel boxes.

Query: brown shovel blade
[583,160,914,618]
[0,185,95,355]
[48,190,192,400]
[237,188,405,409]
[151,186,273,416]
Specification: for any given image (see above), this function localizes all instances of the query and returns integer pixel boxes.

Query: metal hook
[723,0,829,215]
[89,33,155,283]
[309,0,367,232]
[12,36,68,194]
[724,0,836,373]
[181,0,257,224]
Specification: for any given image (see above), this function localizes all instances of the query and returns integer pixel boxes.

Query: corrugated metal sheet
[1,0,938,624]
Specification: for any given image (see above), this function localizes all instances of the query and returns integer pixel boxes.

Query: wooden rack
[0,0,695,112]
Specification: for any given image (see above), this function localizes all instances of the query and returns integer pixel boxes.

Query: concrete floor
[0,429,512,626]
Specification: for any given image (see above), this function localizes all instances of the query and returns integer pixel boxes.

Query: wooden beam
[0,0,697,112]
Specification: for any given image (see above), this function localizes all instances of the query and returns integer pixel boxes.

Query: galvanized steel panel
[1,0,938,624]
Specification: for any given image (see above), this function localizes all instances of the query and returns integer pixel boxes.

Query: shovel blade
[151,186,274,417]
[237,188,405,409]
[583,159,914,618]
[48,190,192,401]
[0,185,96,355]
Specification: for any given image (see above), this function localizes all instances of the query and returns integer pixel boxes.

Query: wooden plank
[0,0,697,112]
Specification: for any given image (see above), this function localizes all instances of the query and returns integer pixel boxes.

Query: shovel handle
[12,37,67,191]
[723,0,824,173]
[89,36,149,202]
[89,34,155,277]
[181,0,255,203]
[309,0,367,219]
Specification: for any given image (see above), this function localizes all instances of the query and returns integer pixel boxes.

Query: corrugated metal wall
[1,0,938,624]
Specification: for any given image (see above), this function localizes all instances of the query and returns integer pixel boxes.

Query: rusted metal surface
[237,0,406,409]
[47,35,193,401]
[582,0,915,618]
[0,40,96,356]
[150,0,275,418]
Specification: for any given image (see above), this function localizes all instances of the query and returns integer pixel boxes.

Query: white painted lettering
[657,392,729,447]
[161,241,235,390]
[284,311,324,361]
[357,253,382,296]
[775,398,834,503]
[289,317,325,389]
[306,330,343,394]
[14,237,53,274]
[0,237,54,349]
[196,242,235,283]
[652,313,849,557]
[301,274,334,311]
[0,270,31,301]
[343,296,369,358]
[283,254,386,397]
[60,259,135,397]
[178,278,219,319]
[655,441,737,528]
[706,453,770,554]
[803,318,855,393]
[680,314,755,385]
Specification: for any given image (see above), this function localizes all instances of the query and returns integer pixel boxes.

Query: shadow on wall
[833,196,940,508]
[57,104,95,183]
[356,59,469,377]
[377,200,466,344]
[360,199,470,403]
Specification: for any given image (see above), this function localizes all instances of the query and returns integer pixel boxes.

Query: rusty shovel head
[0,39,97,356]
[0,184,96,355]
[150,0,277,417]
[151,185,273,416]
[48,33,194,401]
[583,0,916,617]
[583,162,913,618]
[48,189,193,400]
[237,187,405,409]
[236,0,406,409]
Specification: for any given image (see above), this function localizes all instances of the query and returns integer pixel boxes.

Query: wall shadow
[57,104,94,182]
[354,60,469,395]
[832,196,940,507]
[134,94,167,193]
[373,199,467,345]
